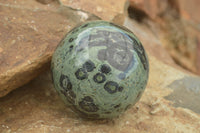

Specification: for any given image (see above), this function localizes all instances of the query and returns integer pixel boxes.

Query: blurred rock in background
[36,0,55,4]
[129,0,200,75]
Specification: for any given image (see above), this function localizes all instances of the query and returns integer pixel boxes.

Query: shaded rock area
[178,0,200,23]
[165,76,200,114]
[0,0,200,132]
[129,0,200,75]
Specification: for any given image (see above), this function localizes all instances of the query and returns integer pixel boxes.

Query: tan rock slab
[60,0,128,21]
[178,0,200,24]
[0,0,99,97]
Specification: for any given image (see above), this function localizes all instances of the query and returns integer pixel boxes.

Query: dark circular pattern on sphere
[118,86,124,92]
[59,74,72,91]
[51,20,149,119]
[75,68,88,80]
[79,96,99,112]
[100,64,111,74]
[69,38,74,43]
[59,74,76,104]
[104,81,119,94]
[93,73,106,83]
[82,60,95,72]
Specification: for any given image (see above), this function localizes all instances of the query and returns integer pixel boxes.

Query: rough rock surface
[129,0,179,20]
[0,0,68,97]
[60,0,128,21]
[0,1,74,97]
[178,0,200,23]
[0,53,200,133]
[129,0,200,75]
[0,0,126,97]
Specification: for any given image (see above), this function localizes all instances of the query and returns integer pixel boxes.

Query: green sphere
[51,21,149,119]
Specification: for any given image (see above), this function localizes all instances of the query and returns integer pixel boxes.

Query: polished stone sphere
[51,20,149,119]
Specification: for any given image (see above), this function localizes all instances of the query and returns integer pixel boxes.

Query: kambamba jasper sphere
[51,20,149,119]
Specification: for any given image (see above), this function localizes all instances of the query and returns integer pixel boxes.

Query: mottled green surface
[51,21,149,119]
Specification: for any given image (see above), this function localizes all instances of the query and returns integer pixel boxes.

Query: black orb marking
[69,45,73,52]
[75,68,88,80]
[136,91,142,100]
[72,28,79,34]
[105,111,111,114]
[70,45,73,49]
[114,104,121,108]
[60,90,76,104]
[104,81,119,94]
[60,74,72,91]
[69,103,100,118]
[118,86,124,92]
[75,108,100,118]
[128,35,148,71]
[100,64,111,74]
[79,96,99,112]
[69,38,74,43]
[82,24,88,28]
[59,74,76,104]
[125,104,131,111]
[93,73,106,83]
[65,45,74,55]
[82,60,95,72]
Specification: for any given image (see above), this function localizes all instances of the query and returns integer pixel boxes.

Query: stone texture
[158,5,200,75]
[36,0,55,4]
[129,0,157,19]
[129,0,179,20]
[178,0,200,24]
[59,0,128,21]
[0,53,200,133]
[161,17,200,75]
[129,0,200,24]
[0,0,100,97]
[129,0,200,75]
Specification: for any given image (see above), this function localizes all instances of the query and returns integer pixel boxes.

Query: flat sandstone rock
[0,1,73,97]
[60,0,128,21]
